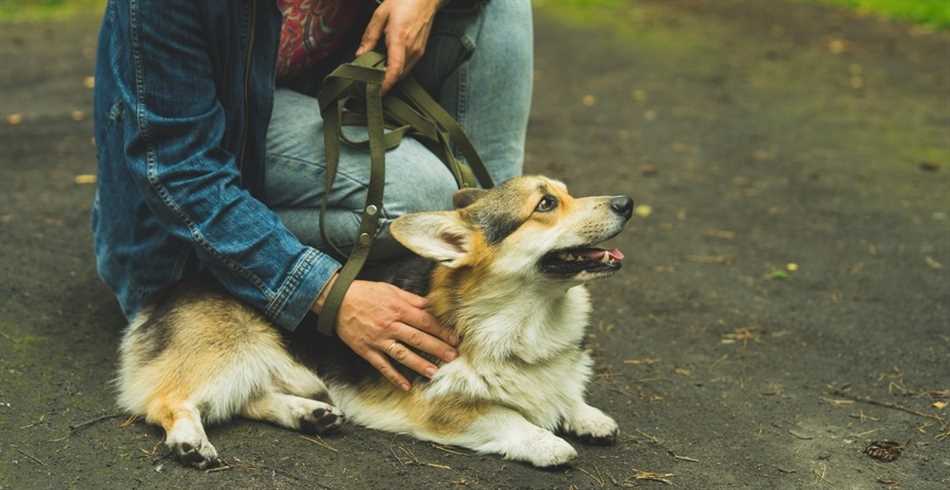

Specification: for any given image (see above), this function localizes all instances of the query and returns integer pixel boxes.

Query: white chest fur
[424,285,594,430]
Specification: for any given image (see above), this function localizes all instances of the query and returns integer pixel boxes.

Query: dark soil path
[2,1,948,488]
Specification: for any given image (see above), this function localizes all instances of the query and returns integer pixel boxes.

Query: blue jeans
[262,0,533,261]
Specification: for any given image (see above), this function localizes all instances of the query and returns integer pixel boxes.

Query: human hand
[356,0,444,94]
[318,279,459,391]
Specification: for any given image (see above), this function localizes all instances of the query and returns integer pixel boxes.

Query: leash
[315,51,494,336]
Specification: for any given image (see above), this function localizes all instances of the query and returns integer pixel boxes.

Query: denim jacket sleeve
[119,0,339,330]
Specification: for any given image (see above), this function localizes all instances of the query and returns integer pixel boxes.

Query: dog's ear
[452,188,489,209]
[390,212,473,268]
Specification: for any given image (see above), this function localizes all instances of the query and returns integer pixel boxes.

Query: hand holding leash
[356,0,443,94]
[323,279,460,391]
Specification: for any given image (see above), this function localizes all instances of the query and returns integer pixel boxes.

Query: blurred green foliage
[816,0,950,28]
[2,0,947,29]
[0,0,103,22]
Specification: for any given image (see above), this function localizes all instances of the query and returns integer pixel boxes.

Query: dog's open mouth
[539,246,625,275]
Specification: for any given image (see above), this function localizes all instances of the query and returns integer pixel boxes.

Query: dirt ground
[1,1,949,488]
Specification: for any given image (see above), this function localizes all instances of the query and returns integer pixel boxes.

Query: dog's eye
[535,195,558,213]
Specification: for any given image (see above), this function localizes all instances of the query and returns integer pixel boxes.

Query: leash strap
[315,51,494,336]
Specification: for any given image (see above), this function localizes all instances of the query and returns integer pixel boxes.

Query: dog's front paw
[166,438,221,469]
[523,434,577,468]
[566,405,619,446]
[298,403,345,435]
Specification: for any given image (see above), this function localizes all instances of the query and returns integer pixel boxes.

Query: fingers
[384,339,439,379]
[382,40,406,94]
[393,322,457,364]
[363,349,411,391]
[391,286,428,309]
[400,303,460,347]
[357,7,389,56]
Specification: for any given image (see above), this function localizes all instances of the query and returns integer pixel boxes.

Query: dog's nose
[610,196,634,219]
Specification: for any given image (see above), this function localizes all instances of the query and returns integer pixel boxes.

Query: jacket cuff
[268,247,340,331]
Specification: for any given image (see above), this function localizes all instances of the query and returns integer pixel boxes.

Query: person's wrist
[311,272,341,314]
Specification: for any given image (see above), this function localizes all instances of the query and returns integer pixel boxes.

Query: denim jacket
[93,0,340,331]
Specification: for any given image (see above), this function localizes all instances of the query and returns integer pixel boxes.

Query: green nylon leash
[315,51,494,336]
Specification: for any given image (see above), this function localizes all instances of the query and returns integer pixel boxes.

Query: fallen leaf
[933,401,947,410]
[919,161,941,172]
[71,110,86,121]
[632,89,647,103]
[6,113,23,125]
[639,164,658,176]
[786,262,799,272]
[827,38,847,54]
[753,149,773,161]
[768,269,789,280]
[635,204,652,218]
[74,174,97,184]
[83,76,95,89]
[624,357,659,365]
[581,95,596,107]
[644,109,657,121]
[703,228,736,240]
[673,368,691,376]
[925,256,943,270]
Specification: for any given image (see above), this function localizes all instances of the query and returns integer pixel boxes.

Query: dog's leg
[241,392,344,434]
[561,400,619,445]
[437,406,577,467]
[148,400,220,469]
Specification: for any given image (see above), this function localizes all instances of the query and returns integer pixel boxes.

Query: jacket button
[365,204,378,216]
[359,232,371,245]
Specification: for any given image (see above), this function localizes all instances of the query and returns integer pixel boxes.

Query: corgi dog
[116,175,633,469]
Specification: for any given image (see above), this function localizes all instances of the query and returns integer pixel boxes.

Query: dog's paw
[523,434,577,468]
[298,403,345,435]
[566,405,619,446]
[167,439,221,469]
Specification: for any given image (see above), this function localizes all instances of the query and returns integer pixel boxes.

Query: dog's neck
[430,269,591,364]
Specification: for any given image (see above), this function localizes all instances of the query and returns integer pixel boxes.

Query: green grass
[0,0,103,23]
[813,0,950,28]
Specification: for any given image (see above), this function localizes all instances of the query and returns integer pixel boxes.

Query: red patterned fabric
[276,0,364,80]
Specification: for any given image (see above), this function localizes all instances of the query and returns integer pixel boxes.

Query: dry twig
[300,434,339,453]
[14,446,46,466]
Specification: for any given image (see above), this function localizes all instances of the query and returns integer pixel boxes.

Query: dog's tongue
[577,248,625,261]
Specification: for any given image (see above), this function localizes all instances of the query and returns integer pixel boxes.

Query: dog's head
[390,175,632,285]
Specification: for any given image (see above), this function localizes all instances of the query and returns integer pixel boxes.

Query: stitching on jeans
[129,0,273,301]
[265,248,317,320]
